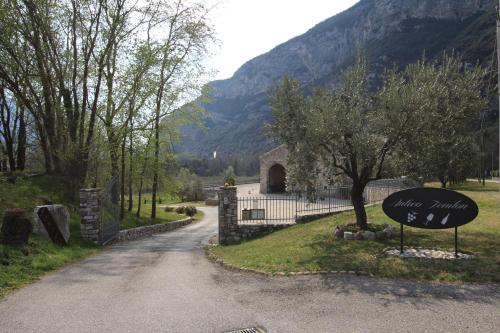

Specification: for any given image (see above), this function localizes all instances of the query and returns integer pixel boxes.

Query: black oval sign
[382,188,478,229]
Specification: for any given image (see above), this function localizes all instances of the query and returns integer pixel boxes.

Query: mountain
[178,0,496,156]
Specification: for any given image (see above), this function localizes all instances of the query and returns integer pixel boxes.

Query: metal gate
[99,176,120,244]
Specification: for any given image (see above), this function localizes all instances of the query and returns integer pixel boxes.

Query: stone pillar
[259,156,268,194]
[218,186,238,245]
[79,188,102,243]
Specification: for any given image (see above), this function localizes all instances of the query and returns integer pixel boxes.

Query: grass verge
[121,202,204,230]
[211,181,500,283]
[0,174,99,299]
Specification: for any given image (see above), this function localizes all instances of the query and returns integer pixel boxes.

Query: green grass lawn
[120,200,204,230]
[0,174,100,299]
[211,181,500,283]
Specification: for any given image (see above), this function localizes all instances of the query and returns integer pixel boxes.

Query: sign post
[400,223,403,254]
[383,188,479,257]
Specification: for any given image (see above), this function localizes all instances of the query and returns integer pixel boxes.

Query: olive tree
[396,55,487,188]
[270,55,417,229]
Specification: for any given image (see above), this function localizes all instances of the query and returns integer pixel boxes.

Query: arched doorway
[268,164,286,193]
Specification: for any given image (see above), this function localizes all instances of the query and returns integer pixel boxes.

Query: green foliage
[0,236,99,299]
[270,54,414,227]
[270,52,489,225]
[177,153,260,177]
[175,206,186,214]
[223,166,236,186]
[175,168,205,202]
[184,206,197,217]
[120,200,186,230]
[393,53,488,186]
[340,223,385,234]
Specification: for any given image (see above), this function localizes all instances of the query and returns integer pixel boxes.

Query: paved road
[0,207,499,333]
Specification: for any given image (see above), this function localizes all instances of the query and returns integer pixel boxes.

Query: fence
[98,176,120,244]
[236,179,415,225]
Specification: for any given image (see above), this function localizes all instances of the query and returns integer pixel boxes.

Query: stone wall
[218,186,288,244]
[115,217,192,242]
[79,188,101,242]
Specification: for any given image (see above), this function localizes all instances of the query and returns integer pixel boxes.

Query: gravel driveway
[0,207,498,333]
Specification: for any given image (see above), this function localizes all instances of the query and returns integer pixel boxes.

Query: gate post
[218,186,238,245]
[79,188,102,243]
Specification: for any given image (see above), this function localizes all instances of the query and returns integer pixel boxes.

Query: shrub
[164,206,174,212]
[175,206,186,214]
[223,166,236,186]
[176,168,206,202]
[184,206,197,217]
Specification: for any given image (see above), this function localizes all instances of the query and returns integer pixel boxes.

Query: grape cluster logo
[407,211,417,223]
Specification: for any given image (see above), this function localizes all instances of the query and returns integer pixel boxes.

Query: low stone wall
[296,209,352,224]
[218,186,289,244]
[115,217,192,242]
[224,224,288,243]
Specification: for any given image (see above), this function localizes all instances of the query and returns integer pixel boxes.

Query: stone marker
[375,230,387,240]
[383,226,395,238]
[1,208,32,246]
[343,231,354,240]
[333,226,344,239]
[34,205,70,245]
[362,230,376,240]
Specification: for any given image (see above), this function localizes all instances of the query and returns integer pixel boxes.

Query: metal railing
[236,179,417,225]
[238,193,297,224]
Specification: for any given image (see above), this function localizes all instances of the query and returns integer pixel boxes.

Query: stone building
[259,145,288,194]
[259,145,332,194]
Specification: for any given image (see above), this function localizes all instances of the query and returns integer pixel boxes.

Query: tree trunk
[5,140,16,172]
[0,144,7,171]
[151,105,160,219]
[16,104,26,170]
[107,127,120,204]
[0,91,15,171]
[128,127,133,211]
[136,177,143,217]
[120,132,126,220]
[439,176,447,188]
[351,183,368,230]
[151,115,160,219]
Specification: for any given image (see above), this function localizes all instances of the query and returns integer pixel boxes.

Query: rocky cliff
[179,0,495,156]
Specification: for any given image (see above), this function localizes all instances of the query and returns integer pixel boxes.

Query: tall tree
[396,54,488,187]
[270,55,416,229]
[147,0,214,219]
[0,0,144,188]
[0,85,25,171]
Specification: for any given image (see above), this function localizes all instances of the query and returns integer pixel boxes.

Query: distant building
[259,145,288,194]
[260,145,335,194]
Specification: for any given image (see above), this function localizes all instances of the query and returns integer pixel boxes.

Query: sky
[204,0,360,81]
